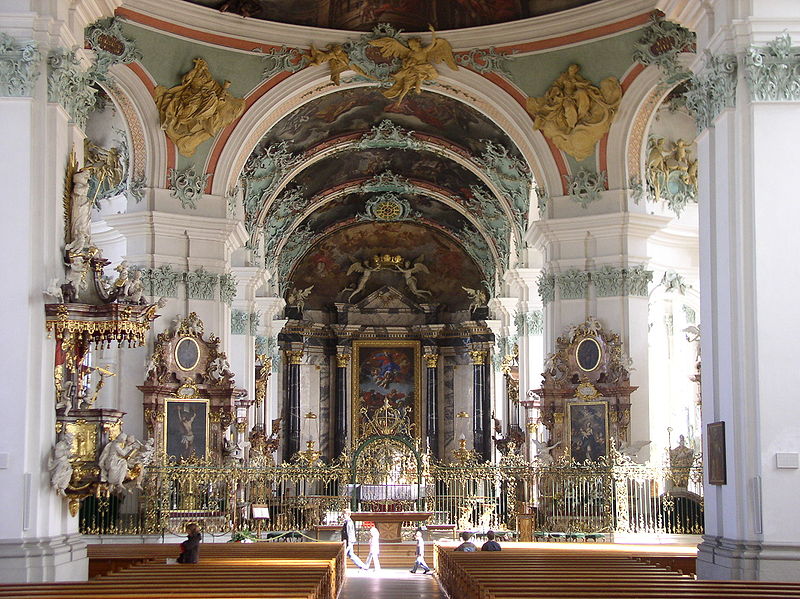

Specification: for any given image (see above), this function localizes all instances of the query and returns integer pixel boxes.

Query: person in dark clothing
[481,530,502,551]
[177,523,201,564]
[454,531,477,552]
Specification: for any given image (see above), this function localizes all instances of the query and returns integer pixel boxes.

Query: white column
[660,0,800,580]
[0,0,119,582]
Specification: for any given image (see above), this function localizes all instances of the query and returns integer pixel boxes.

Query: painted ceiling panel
[288,222,484,310]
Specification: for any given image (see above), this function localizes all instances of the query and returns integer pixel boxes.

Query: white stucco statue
[99,433,140,493]
[126,437,156,491]
[65,169,92,253]
[49,433,74,496]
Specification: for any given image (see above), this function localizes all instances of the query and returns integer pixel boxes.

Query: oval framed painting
[575,337,601,372]
[175,337,200,371]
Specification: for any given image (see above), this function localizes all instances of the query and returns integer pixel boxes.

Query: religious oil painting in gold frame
[707,421,727,485]
[567,401,609,463]
[351,340,421,438]
[165,398,209,460]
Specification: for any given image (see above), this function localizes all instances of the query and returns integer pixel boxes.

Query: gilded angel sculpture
[306,44,368,86]
[525,64,622,161]
[369,26,458,104]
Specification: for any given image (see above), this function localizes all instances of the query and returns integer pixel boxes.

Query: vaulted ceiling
[239,87,532,311]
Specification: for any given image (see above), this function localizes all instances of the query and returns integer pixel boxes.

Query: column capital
[423,352,439,368]
[335,352,351,368]
[468,349,488,365]
[286,349,304,365]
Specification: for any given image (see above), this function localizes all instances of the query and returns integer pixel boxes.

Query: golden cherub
[369,26,458,104]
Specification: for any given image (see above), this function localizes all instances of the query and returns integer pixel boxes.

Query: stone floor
[339,567,446,599]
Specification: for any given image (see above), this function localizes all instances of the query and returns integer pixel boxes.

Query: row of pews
[435,546,800,599]
[0,542,344,599]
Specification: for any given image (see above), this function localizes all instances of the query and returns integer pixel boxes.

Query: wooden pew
[435,546,800,599]
[0,543,345,599]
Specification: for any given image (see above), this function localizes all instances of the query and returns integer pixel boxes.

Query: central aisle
[339,568,447,599]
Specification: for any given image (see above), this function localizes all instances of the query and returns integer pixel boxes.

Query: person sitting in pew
[177,522,201,564]
[454,531,477,552]
[480,530,502,551]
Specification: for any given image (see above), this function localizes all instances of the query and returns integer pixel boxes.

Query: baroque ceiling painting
[288,222,484,310]
[188,0,600,30]
[257,88,523,159]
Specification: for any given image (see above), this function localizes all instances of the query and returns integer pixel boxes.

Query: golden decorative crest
[525,64,622,161]
[154,58,245,157]
[360,397,413,438]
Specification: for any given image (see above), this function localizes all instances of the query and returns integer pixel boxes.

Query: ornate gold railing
[79,455,703,537]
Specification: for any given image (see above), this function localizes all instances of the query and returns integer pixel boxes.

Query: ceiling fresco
[186,0,602,31]
[290,148,485,199]
[288,222,485,310]
[257,88,523,159]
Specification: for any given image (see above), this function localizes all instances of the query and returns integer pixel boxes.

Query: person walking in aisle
[410,527,432,574]
[365,525,381,572]
[341,509,368,570]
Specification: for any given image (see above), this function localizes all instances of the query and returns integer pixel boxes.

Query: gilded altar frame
[351,339,421,440]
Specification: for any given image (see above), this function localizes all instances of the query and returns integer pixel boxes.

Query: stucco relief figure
[394,257,431,300]
[369,27,458,105]
[462,286,487,312]
[525,64,622,161]
[154,58,245,157]
[126,438,156,491]
[286,284,314,311]
[532,438,560,465]
[49,433,74,496]
[65,169,92,252]
[209,353,233,383]
[306,43,367,86]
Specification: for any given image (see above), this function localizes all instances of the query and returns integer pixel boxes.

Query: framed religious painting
[351,340,421,438]
[567,401,609,463]
[707,421,727,485]
[165,398,209,460]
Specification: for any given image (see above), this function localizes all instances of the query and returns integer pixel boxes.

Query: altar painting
[165,399,209,460]
[352,340,420,438]
[567,401,608,463]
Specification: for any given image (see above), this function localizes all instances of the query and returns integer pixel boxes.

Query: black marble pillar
[424,352,439,459]
[471,350,491,461]
[334,353,349,457]
[284,350,302,460]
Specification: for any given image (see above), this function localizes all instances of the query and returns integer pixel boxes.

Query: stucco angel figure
[462,286,487,312]
[65,169,92,253]
[49,433,74,496]
[394,256,432,300]
[126,437,155,491]
[532,439,560,466]
[306,43,368,86]
[344,259,377,302]
[286,284,314,311]
[369,26,458,104]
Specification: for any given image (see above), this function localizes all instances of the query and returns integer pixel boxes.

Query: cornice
[119,0,656,52]
[530,212,672,246]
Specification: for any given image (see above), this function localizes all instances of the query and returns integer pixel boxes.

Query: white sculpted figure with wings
[395,256,432,300]
[369,26,458,104]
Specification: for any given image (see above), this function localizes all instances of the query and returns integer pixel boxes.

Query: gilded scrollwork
[154,58,245,157]
[526,64,622,161]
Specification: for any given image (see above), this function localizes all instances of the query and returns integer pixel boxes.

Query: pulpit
[350,511,432,542]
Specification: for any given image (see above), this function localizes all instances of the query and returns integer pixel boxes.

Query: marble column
[334,352,350,457]
[424,351,440,459]
[284,349,303,460]
[470,349,491,461]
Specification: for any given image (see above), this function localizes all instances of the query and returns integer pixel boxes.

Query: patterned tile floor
[339,567,447,598]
